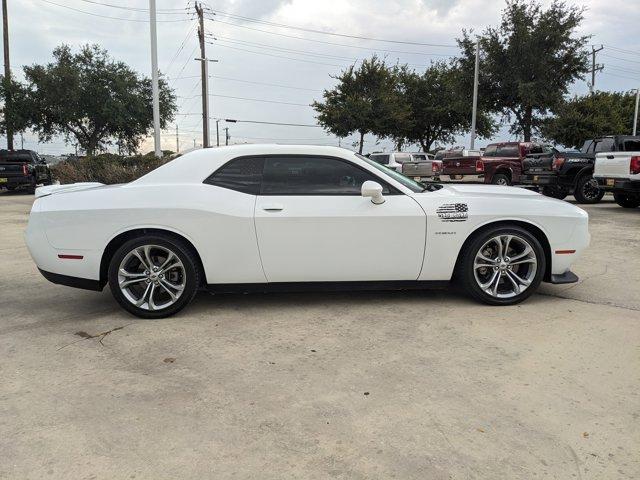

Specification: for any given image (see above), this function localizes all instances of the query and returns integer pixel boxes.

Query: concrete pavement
[0,190,638,479]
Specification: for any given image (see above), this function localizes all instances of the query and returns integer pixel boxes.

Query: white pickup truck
[594,150,640,208]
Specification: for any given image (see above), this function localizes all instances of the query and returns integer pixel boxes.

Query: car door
[254,155,426,283]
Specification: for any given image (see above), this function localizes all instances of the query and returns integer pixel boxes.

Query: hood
[440,184,540,197]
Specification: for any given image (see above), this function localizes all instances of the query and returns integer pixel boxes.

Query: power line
[164,22,197,74]
[38,0,192,22]
[178,93,311,106]
[208,74,320,92]
[207,41,346,68]
[75,0,189,14]
[601,72,640,82]
[212,118,321,127]
[602,45,640,57]
[601,53,640,65]
[204,9,457,47]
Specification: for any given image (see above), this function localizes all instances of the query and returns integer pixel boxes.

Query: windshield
[357,153,426,193]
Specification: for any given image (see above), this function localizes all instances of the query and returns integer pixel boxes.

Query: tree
[0,76,33,137]
[540,91,638,148]
[18,44,176,155]
[312,57,406,153]
[457,0,589,141]
[394,62,495,151]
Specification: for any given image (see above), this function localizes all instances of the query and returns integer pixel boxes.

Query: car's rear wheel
[108,235,200,318]
[457,226,546,305]
[541,185,568,200]
[574,174,604,204]
[491,174,511,186]
[613,193,640,208]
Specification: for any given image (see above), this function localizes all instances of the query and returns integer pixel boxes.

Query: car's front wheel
[108,235,200,318]
[457,226,546,305]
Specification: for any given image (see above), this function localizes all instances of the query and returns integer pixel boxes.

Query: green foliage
[312,57,407,153]
[394,62,496,151]
[50,152,171,185]
[16,44,176,155]
[0,76,33,135]
[457,0,589,141]
[540,91,638,148]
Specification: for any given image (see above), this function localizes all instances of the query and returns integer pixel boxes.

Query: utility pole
[224,127,229,146]
[149,0,162,157]
[470,40,480,150]
[2,0,13,150]
[216,119,220,147]
[633,88,639,136]
[175,124,180,153]
[588,45,604,94]
[195,2,210,148]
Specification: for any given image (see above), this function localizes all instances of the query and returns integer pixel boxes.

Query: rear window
[483,145,498,157]
[594,138,614,153]
[621,140,640,151]
[369,154,390,165]
[394,153,412,163]
[496,145,520,157]
[411,154,427,161]
[0,152,32,162]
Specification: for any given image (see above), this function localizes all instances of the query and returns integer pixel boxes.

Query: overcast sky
[6,0,640,155]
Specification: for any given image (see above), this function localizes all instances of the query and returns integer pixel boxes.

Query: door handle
[261,204,284,212]
[606,155,614,159]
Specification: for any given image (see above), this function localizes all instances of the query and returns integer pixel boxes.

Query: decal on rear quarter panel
[437,203,468,222]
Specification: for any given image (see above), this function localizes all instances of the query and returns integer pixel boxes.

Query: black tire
[491,173,511,186]
[26,178,36,195]
[541,185,568,200]
[108,234,201,319]
[613,193,640,208]
[573,174,604,204]
[456,225,546,306]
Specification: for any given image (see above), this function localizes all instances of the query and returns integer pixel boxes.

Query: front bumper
[547,270,579,284]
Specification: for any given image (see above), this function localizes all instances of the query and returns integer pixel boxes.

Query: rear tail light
[431,161,442,173]
[475,160,484,173]
[631,156,640,175]
[22,164,28,175]
[552,156,565,171]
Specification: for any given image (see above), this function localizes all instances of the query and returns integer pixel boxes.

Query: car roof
[132,144,359,185]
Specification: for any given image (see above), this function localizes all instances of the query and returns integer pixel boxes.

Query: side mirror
[361,180,385,204]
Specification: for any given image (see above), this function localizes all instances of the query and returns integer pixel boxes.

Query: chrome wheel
[473,234,537,299]
[117,245,186,311]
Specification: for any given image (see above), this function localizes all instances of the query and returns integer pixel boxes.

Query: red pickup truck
[442,142,554,185]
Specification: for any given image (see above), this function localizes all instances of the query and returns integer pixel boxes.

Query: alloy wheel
[117,244,186,311]
[473,234,538,299]
[581,178,600,201]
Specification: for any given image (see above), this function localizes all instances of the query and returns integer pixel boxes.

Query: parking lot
[0,190,638,480]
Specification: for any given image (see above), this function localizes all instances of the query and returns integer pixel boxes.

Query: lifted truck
[521,136,640,204]
[594,150,640,208]
[441,142,552,185]
[0,149,52,194]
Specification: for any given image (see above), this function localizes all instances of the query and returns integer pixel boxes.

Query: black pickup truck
[0,149,52,194]
[521,136,640,204]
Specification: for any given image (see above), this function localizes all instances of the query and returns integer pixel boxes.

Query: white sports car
[26,145,589,318]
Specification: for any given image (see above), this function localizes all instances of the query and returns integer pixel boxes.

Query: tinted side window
[594,138,614,152]
[204,156,264,195]
[262,156,391,195]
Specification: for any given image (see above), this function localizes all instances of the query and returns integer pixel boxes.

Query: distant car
[521,136,640,204]
[594,150,640,208]
[401,152,442,181]
[368,152,414,172]
[441,142,553,185]
[0,149,52,193]
[26,145,589,318]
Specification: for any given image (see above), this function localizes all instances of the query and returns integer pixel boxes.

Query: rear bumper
[38,269,103,291]
[521,174,559,186]
[595,177,640,194]
[0,175,32,187]
[546,270,579,284]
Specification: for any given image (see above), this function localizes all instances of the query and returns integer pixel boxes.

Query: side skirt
[39,269,104,292]
[206,280,450,294]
